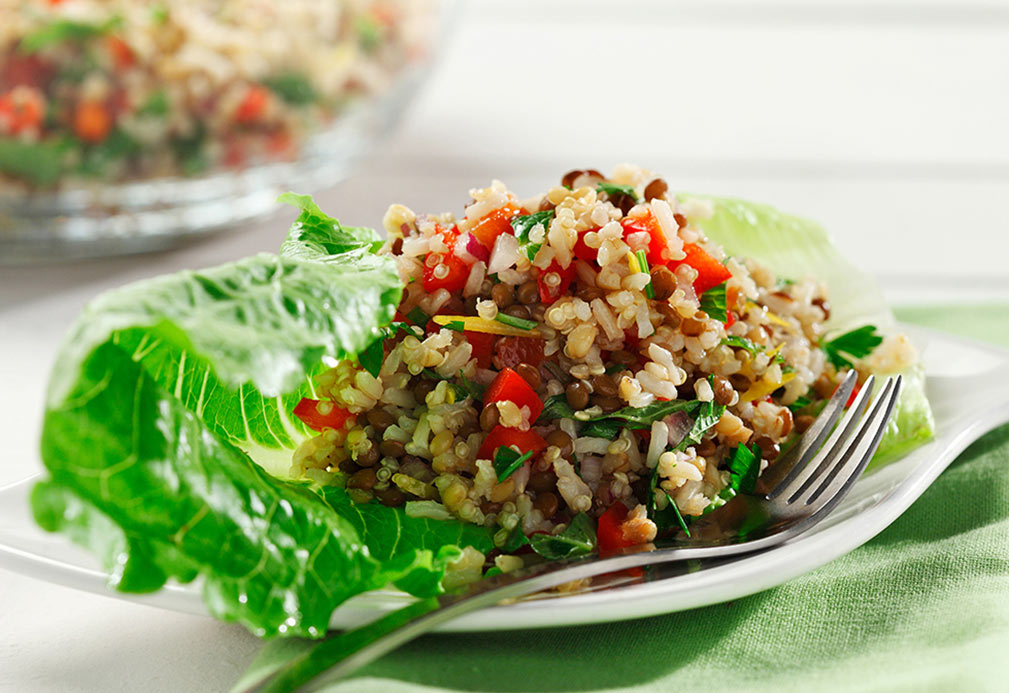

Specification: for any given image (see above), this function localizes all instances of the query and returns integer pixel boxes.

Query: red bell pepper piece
[477,424,548,461]
[572,228,599,263]
[537,260,575,304]
[422,226,470,293]
[466,331,496,369]
[620,211,670,266]
[597,502,635,554]
[670,243,732,295]
[293,398,354,432]
[0,87,44,135]
[469,202,522,250]
[484,367,544,422]
[235,84,270,124]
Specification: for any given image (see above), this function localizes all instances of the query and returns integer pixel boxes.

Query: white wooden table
[2,1,1008,690]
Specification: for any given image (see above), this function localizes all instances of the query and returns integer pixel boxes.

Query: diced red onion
[664,411,693,447]
[455,232,489,264]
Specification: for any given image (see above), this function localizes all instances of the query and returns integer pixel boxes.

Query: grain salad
[0,0,433,187]
[287,164,912,566]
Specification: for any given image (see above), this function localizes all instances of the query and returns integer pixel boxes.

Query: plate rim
[3,324,1009,632]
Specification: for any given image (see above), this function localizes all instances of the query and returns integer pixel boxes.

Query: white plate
[3,324,1009,633]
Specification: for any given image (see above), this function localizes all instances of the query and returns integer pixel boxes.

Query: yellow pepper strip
[740,371,797,402]
[432,315,542,338]
[627,251,641,274]
[747,300,793,329]
[766,344,784,360]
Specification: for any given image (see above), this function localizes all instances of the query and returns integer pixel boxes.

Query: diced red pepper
[597,503,635,554]
[572,228,599,263]
[235,84,269,124]
[106,36,135,69]
[73,100,111,143]
[484,367,544,422]
[476,424,548,461]
[422,226,471,293]
[670,243,732,295]
[468,202,522,250]
[494,336,544,370]
[293,398,354,432]
[537,260,575,304]
[466,331,496,369]
[620,211,670,266]
[0,87,44,135]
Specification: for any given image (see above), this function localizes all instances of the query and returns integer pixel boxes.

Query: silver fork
[246,371,902,692]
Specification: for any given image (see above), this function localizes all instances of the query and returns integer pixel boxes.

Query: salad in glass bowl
[0,0,445,261]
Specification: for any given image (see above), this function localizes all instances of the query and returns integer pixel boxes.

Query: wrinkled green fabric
[311,305,1009,692]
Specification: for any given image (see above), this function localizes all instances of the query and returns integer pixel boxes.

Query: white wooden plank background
[1,2,1008,691]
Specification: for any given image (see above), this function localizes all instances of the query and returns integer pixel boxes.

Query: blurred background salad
[0,0,444,260]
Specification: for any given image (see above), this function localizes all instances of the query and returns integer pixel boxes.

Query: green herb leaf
[138,90,169,117]
[511,210,553,262]
[406,306,429,326]
[698,281,728,322]
[727,444,761,494]
[493,446,533,482]
[821,324,883,370]
[263,73,317,105]
[596,182,638,202]
[495,313,538,331]
[20,17,122,53]
[538,393,575,423]
[580,399,702,438]
[653,492,691,537]
[787,395,813,412]
[721,335,762,356]
[703,486,737,515]
[529,513,597,560]
[679,400,725,449]
[444,320,466,332]
[358,336,385,378]
[501,524,531,553]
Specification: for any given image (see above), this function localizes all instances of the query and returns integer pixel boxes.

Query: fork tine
[764,370,858,499]
[779,374,878,503]
[800,376,902,513]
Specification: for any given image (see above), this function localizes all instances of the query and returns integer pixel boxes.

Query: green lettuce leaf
[31,196,495,639]
[683,195,935,465]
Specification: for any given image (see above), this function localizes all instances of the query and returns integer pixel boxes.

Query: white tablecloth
[2,1,1008,690]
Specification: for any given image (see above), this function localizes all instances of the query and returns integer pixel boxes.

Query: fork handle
[244,538,776,692]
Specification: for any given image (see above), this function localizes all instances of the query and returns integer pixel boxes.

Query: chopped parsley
[20,16,123,53]
[721,335,762,356]
[698,281,728,322]
[529,513,596,560]
[596,182,639,202]
[405,306,429,326]
[787,395,813,412]
[538,393,575,423]
[727,443,761,494]
[821,324,883,370]
[654,492,691,536]
[138,91,169,117]
[510,210,553,261]
[264,72,318,105]
[493,446,534,482]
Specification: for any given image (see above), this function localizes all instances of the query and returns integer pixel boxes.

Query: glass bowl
[0,1,450,264]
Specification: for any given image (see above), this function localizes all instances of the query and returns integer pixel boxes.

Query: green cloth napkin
[274,305,1009,693]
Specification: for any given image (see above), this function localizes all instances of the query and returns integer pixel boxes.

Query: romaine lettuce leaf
[683,195,935,464]
[31,196,494,639]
